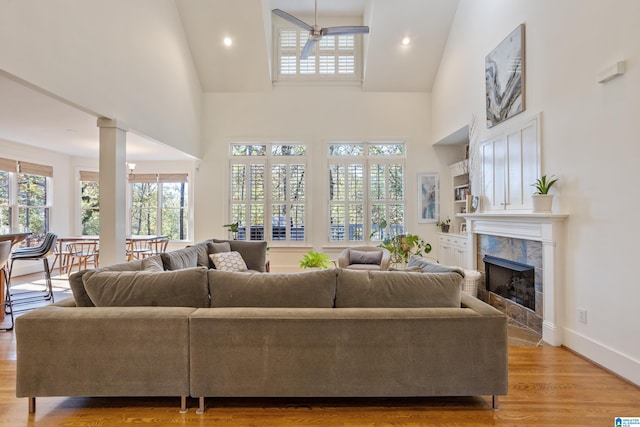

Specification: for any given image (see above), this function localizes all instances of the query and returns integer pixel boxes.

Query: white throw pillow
[209,251,248,272]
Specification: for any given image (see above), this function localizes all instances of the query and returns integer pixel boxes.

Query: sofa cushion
[335,269,462,308]
[209,251,248,272]
[212,239,267,272]
[161,246,198,270]
[82,267,210,307]
[349,249,383,265]
[209,268,337,308]
[69,260,146,307]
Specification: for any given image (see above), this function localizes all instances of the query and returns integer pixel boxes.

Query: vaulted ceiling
[0,0,459,160]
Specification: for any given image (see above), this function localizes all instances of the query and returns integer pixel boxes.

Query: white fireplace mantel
[460,213,568,346]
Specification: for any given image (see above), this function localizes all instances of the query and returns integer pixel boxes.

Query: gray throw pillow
[349,249,383,265]
[141,255,164,271]
[161,246,198,270]
[208,241,231,254]
[82,267,209,307]
[407,255,465,276]
[189,240,213,268]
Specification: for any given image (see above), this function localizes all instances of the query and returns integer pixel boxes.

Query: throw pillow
[208,241,231,254]
[209,251,248,272]
[189,240,213,268]
[349,249,383,265]
[161,246,198,270]
[141,255,164,271]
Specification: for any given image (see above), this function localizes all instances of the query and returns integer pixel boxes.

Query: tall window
[230,143,306,242]
[275,27,361,82]
[79,171,100,235]
[129,174,189,241]
[328,143,405,242]
[0,158,52,247]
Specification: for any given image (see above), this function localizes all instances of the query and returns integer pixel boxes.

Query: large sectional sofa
[15,240,508,414]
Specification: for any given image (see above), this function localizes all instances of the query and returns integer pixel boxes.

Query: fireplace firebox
[483,255,535,311]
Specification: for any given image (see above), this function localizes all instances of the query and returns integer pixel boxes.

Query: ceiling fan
[272,0,370,60]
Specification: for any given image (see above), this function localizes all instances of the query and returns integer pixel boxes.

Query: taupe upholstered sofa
[15,241,508,414]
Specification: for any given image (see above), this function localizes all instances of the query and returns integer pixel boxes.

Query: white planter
[532,194,553,213]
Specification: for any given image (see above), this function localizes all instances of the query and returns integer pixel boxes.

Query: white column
[97,118,128,266]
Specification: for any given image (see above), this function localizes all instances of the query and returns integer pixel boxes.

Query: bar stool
[0,241,13,331]
[7,232,58,306]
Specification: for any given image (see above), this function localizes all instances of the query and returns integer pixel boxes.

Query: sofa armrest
[16,306,194,398]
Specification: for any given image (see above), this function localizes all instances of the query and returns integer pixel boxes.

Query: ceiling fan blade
[272,9,313,31]
[300,38,316,60]
[322,26,370,36]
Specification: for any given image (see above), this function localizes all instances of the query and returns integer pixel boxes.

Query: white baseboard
[563,327,640,387]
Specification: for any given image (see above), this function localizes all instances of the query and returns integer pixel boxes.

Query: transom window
[275,27,361,82]
[230,143,306,242]
[328,142,405,242]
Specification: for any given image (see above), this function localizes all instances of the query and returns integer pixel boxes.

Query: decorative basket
[462,270,481,297]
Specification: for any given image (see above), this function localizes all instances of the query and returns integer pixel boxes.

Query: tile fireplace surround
[461,213,568,346]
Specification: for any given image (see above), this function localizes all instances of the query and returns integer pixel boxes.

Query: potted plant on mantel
[532,175,558,213]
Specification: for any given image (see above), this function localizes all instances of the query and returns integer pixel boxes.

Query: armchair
[337,246,391,271]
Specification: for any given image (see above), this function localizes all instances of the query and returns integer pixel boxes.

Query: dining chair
[66,241,99,275]
[0,241,14,331]
[127,238,152,260]
[146,237,169,257]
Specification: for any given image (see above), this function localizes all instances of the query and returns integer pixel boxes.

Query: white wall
[0,0,202,158]
[196,86,447,270]
[432,0,640,384]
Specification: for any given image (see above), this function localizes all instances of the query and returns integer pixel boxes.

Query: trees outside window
[328,142,405,243]
[230,143,306,242]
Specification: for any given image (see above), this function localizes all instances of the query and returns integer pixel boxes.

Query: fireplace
[483,255,535,311]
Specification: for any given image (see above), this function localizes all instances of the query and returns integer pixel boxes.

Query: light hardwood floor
[1,275,639,426]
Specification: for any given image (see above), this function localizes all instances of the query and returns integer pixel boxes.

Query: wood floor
[1,276,639,426]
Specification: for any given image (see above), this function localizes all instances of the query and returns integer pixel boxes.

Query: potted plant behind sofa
[531,175,558,213]
[299,250,331,269]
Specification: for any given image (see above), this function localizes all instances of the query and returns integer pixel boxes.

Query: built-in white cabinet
[438,233,470,269]
[479,114,540,212]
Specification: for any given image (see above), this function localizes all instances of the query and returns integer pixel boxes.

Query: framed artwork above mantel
[486,23,526,128]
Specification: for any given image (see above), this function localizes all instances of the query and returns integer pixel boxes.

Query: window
[0,157,52,247]
[275,27,361,82]
[328,143,405,242]
[230,143,306,242]
[129,174,189,241]
[79,171,100,235]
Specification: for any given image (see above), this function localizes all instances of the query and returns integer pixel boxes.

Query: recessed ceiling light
[223,37,233,47]
[402,37,411,46]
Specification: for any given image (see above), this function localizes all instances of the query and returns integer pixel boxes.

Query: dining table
[0,229,32,321]
[52,235,169,274]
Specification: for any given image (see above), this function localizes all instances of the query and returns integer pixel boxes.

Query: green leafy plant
[299,250,331,269]
[532,175,558,195]
[435,217,451,228]
[223,222,239,233]
[380,233,432,265]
